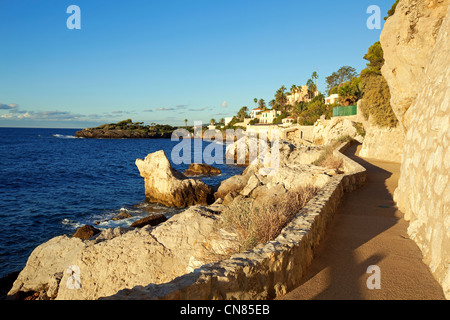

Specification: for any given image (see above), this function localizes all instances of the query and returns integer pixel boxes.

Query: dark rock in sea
[73,225,101,240]
[130,214,168,229]
[75,129,172,139]
[183,163,221,177]
[112,210,133,221]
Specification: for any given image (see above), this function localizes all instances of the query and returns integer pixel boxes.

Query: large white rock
[136,150,212,208]
[312,117,360,145]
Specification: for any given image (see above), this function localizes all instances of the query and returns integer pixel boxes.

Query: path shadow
[284,143,402,300]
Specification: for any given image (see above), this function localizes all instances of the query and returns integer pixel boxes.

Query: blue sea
[0,127,244,279]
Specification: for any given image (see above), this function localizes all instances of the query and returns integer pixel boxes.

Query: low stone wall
[106,142,367,300]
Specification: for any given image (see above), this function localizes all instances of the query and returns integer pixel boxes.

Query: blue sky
[0,0,392,128]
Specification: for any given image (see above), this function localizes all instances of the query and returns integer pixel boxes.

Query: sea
[0,127,245,279]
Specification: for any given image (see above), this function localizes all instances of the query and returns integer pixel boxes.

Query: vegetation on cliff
[359,42,398,128]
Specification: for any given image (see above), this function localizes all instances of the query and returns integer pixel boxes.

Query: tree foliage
[326,66,358,95]
[385,0,400,21]
[237,106,249,121]
[360,41,398,128]
[361,41,384,77]
[338,77,361,106]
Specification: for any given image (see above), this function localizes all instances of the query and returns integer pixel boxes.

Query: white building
[325,94,339,105]
[282,116,295,126]
[250,108,264,119]
[260,109,282,124]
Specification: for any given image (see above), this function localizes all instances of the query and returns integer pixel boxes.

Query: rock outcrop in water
[135,151,213,208]
[381,0,450,298]
[75,129,172,139]
[75,120,176,139]
[183,163,221,177]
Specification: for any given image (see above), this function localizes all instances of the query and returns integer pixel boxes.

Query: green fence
[332,105,357,117]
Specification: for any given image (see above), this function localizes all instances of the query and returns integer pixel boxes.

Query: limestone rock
[312,117,359,145]
[380,0,449,131]
[240,175,262,197]
[359,124,404,163]
[9,206,239,300]
[183,163,221,177]
[214,173,252,200]
[8,236,87,297]
[136,150,213,208]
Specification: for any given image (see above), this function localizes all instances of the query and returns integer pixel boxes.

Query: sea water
[0,127,244,278]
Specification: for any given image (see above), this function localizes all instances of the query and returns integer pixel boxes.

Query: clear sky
[0,0,392,128]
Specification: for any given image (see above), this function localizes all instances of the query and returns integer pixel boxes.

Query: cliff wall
[359,124,404,163]
[381,0,450,298]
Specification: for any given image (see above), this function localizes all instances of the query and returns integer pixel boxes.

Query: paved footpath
[278,144,446,300]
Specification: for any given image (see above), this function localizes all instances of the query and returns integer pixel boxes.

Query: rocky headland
[75,120,176,139]
[75,128,173,139]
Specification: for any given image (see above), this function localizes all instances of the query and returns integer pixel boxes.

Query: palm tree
[258,99,266,110]
[184,119,188,128]
[312,71,319,90]
[290,84,297,94]
[275,86,288,112]
[210,119,216,125]
[307,79,317,99]
[219,118,225,125]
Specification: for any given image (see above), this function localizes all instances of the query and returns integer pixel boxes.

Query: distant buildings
[325,94,340,105]
[282,116,295,126]
[250,108,264,119]
[287,86,320,105]
[260,109,282,124]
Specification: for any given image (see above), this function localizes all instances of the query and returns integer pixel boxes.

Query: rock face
[359,123,404,163]
[381,0,449,132]
[135,151,213,208]
[381,0,450,298]
[183,163,221,177]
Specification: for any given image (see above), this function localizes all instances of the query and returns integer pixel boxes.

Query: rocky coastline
[2,115,368,300]
[5,135,348,300]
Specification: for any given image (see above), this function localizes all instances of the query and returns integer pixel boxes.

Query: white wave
[61,218,83,230]
[53,134,77,139]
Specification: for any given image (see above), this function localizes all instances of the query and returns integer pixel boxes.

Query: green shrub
[360,74,398,128]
